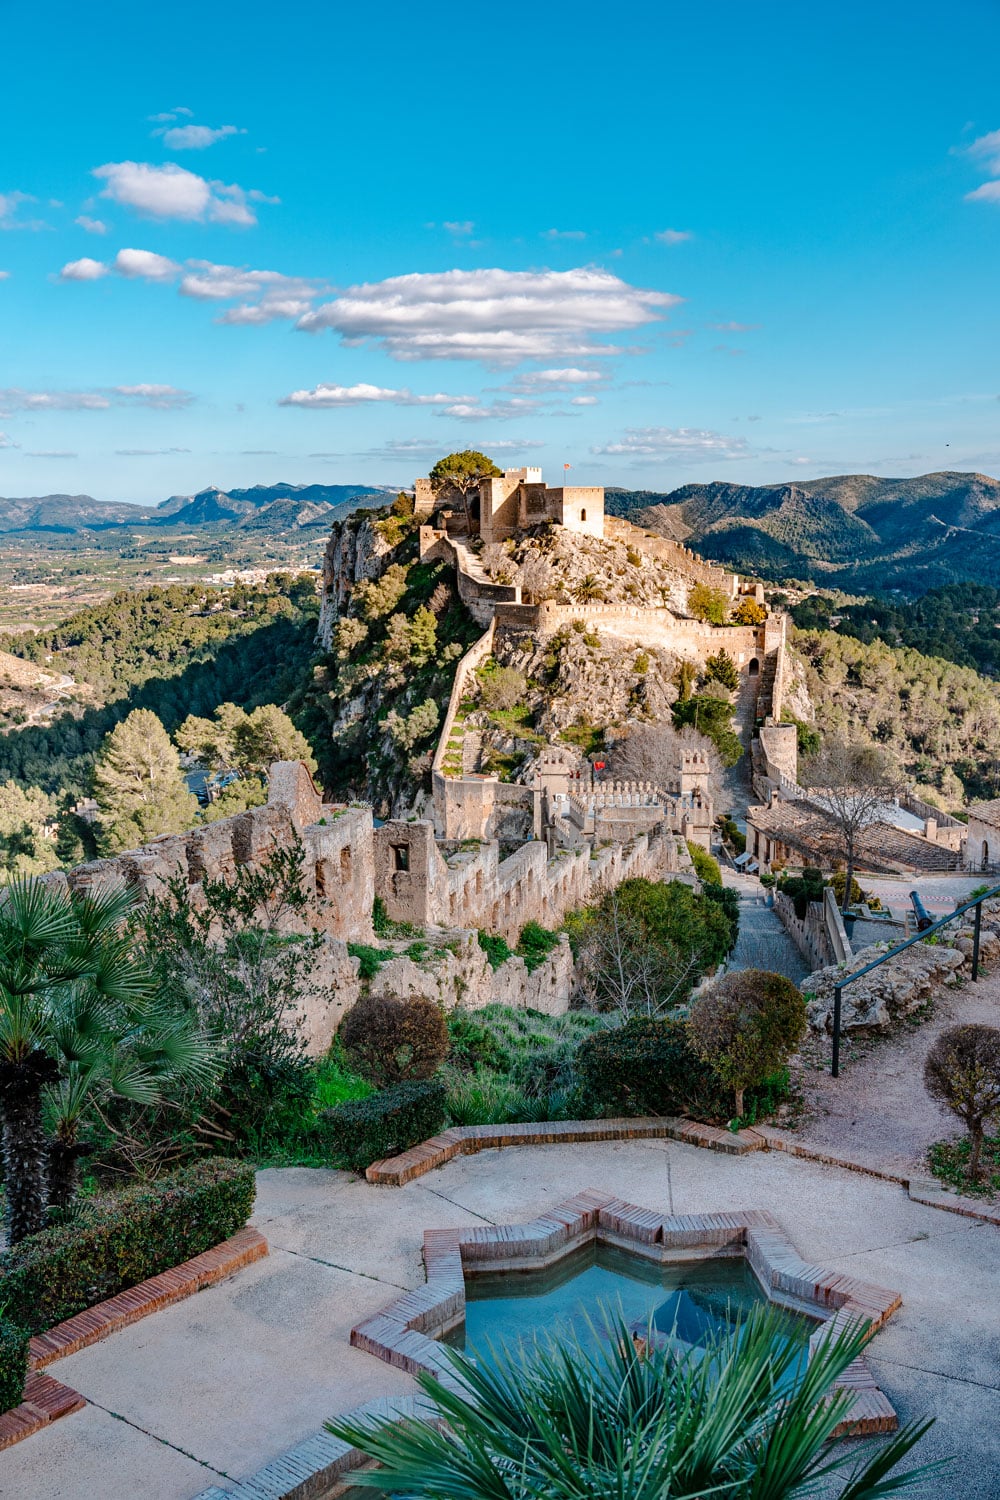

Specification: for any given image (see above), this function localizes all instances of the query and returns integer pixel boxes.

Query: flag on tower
[563,463,571,471]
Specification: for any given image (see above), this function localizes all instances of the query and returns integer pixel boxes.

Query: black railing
[831,882,1000,1076]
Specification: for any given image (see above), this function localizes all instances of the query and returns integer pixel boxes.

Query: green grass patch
[928,1136,1000,1197]
[348,942,388,979]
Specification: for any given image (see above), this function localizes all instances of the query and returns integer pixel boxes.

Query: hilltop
[607,471,1000,591]
[0,482,392,536]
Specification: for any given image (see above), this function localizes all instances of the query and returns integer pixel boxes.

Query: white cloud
[962,130,1000,201]
[442,396,542,422]
[114,384,194,409]
[543,228,587,240]
[0,270,11,281]
[592,426,749,459]
[148,106,193,123]
[297,266,679,364]
[116,446,192,455]
[114,247,182,280]
[571,395,598,405]
[27,450,77,458]
[157,124,243,150]
[514,367,604,389]
[0,384,193,414]
[0,191,44,231]
[76,215,109,234]
[279,382,467,409]
[442,221,474,235]
[710,320,758,332]
[0,432,18,448]
[59,257,110,281]
[93,161,275,226]
[655,229,692,245]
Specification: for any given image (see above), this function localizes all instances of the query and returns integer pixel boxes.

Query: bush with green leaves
[689,969,806,1118]
[321,1079,446,1171]
[687,582,730,624]
[0,1317,29,1415]
[477,661,526,712]
[575,1017,731,1119]
[685,842,721,885]
[778,866,825,919]
[0,1157,254,1335]
[128,842,323,1161]
[515,921,561,972]
[477,930,514,969]
[340,992,449,1086]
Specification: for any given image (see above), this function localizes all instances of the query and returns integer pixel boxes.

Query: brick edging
[28,1226,268,1369]
[0,1372,85,1451]
[366,1117,765,1185]
[366,1117,1000,1226]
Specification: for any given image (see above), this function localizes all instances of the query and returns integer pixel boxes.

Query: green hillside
[607,471,1000,591]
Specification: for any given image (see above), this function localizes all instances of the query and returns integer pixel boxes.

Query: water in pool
[443,1242,813,1361]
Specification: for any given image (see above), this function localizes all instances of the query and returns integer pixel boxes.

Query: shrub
[688,583,729,625]
[689,970,806,1118]
[686,842,722,886]
[779,866,825,919]
[321,1079,446,1171]
[478,930,514,969]
[0,1158,255,1335]
[701,882,740,953]
[575,1018,732,1120]
[446,1011,509,1073]
[610,877,735,975]
[828,869,865,907]
[478,663,526,711]
[347,942,388,980]
[339,992,449,1086]
[731,597,767,626]
[0,1318,29,1415]
[924,1024,1000,1180]
[719,815,747,854]
[516,921,561,972]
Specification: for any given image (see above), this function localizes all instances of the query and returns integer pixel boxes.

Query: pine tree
[93,709,199,853]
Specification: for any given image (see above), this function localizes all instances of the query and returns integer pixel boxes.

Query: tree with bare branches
[799,738,903,912]
[576,891,699,1020]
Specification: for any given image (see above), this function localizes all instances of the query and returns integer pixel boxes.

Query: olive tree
[429,450,501,532]
[689,968,806,1118]
[924,1024,1000,1181]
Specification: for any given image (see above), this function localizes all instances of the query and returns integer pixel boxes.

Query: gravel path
[722,869,810,983]
[784,968,1000,1171]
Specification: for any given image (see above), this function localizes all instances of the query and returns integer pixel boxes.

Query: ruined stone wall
[374,817,692,945]
[603,515,739,594]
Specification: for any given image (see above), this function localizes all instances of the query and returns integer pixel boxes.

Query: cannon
[910,890,933,932]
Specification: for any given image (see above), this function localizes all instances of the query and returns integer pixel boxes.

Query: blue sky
[2,0,999,504]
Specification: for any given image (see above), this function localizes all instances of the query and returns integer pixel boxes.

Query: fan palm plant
[330,1306,942,1499]
[0,879,215,1242]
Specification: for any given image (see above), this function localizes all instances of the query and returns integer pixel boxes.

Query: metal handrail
[830,881,1000,1076]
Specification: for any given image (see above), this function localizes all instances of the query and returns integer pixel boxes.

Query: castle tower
[679,748,710,800]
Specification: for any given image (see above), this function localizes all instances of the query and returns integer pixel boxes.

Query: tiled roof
[969,799,1000,831]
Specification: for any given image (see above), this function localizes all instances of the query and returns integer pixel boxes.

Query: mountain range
[0,482,393,536]
[606,470,1000,591]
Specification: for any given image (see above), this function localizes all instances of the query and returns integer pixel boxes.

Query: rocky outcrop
[316,512,397,650]
[803,941,966,1032]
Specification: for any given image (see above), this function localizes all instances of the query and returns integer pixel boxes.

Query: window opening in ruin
[984,840,991,872]
[392,844,410,872]
[341,846,352,882]
[580,508,587,522]
[748,658,760,677]
[315,861,327,898]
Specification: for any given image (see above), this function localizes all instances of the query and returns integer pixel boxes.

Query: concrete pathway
[7,1144,999,1499]
[722,867,810,983]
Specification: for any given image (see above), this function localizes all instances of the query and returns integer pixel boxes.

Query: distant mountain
[607,471,1000,591]
[0,482,393,537]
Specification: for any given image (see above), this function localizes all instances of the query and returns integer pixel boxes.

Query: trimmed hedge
[0,1157,255,1336]
[0,1317,29,1415]
[322,1079,446,1171]
[575,1018,734,1121]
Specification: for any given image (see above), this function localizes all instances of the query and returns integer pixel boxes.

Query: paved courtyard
[6,1141,999,1499]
